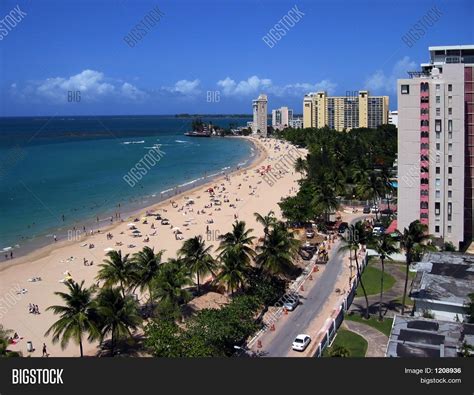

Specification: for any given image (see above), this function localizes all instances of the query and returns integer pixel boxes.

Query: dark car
[338,222,349,233]
[363,206,371,214]
[298,248,314,261]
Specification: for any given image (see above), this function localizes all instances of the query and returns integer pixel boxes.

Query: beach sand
[0,137,305,357]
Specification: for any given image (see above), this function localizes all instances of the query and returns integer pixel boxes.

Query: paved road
[343,321,388,357]
[260,242,346,357]
[258,216,363,357]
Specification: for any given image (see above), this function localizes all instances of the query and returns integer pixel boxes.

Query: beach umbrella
[131,229,141,234]
[171,226,180,232]
[104,247,114,252]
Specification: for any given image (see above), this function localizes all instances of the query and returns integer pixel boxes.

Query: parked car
[363,206,371,214]
[283,293,300,311]
[161,219,170,225]
[292,334,311,351]
[338,222,349,234]
[298,248,314,261]
[305,228,315,238]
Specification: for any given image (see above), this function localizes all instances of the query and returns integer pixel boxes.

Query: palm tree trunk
[355,250,370,319]
[79,339,83,357]
[401,256,410,315]
[197,273,201,295]
[379,257,385,321]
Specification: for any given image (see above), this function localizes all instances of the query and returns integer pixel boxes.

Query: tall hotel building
[398,45,474,249]
[252,94,268,136]
[303,91,389,131]
[272,106,293,130]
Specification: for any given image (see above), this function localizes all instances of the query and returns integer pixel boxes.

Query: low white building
[388,110,398,127]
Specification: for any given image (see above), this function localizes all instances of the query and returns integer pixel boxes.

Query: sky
[0,0,472,116]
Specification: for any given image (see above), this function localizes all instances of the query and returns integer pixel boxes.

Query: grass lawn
[323,329,368,357]
[356,265,396,296]
[345,313,394,337]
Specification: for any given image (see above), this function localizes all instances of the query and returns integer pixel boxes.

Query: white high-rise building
[397,45,474,249]
[252,94,268,136]
[388,110,398,127]
[272,106,293,130]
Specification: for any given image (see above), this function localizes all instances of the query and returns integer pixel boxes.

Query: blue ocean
[0,116,253,256]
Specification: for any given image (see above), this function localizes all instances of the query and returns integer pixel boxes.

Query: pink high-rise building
[397,45,474,249]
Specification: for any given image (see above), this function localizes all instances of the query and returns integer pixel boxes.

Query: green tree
[152,258,193,310]
[131,246,164,303]
[254,211,277,240]
[95,286,142,356]
[369,234,400,320]
[96,250,134,296]
[217,220,255,266]
[216,248,249,295]
[45,280,100,357]
[179,236,216,295]
[329,345,351,357]
[466,293,474,323]
[255,222,299,277]
[0,325,22,357]
[400,220,432,315]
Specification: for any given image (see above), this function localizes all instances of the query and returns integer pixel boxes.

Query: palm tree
[152,258,193,307]
[215,248,249,295]
[255,222,299,277]
[294,157,307,174]
[369,234,400,320]
[339,224,370,318]
[95,286,141,356]
[311,183,339,222]
[131,246,164,302]
[0,325,21,357]
[45,280,100,357]
[179,236,216,295]
[254,211,276,240]
[217,220,255,266]
[400,220,431,315]
[96,250,133,296]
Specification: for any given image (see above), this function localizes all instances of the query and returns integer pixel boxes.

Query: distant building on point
[252,94,268,136]
[302,90,389,131]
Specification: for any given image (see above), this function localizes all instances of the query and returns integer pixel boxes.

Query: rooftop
[386,315,474,358]
[410,252,474,307]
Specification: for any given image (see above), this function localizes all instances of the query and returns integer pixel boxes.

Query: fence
[312,250,369,357]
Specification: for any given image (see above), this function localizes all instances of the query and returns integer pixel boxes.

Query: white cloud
[12,69,146,103]
[163,79,201,95]
[365,56,417,93]
[217,75,336,97]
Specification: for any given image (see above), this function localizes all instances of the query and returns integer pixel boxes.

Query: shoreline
[1,136,262,267]
[0,136,266,274]
[1,136,303,357]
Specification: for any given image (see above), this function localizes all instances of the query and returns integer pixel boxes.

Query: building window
[448,178,452,186]
[448,143,452,152]
[436,190,441,198]
[436,96,440,104]
[448,155,452,163]
[436,131,441,139]
[448,97,452,106]
[435,202,441,215]
[436,84,440,91]
[448,119,453,132]
[436,167,440,174]
[448,226,452,233]
[448,202,452,221]
[401,85,409,94]
[436,108,440,116]
[448,190,452,198]
[436,143,440,150]
[435,225,440,233]
[448,84,452,92]
[448,167,452,174]
[435,119,442,132]
[448,108,452,115]
[436,178,441,187]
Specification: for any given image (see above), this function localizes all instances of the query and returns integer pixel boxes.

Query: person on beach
[10,251,13,259]
[42,343,48,357]
[53,235,57,242]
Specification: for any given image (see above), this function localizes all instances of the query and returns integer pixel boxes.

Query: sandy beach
[0,137,305,357]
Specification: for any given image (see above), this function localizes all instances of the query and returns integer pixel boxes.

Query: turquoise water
[0,116,253,255]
